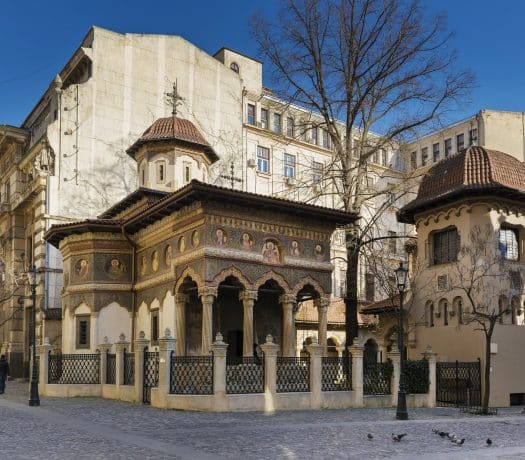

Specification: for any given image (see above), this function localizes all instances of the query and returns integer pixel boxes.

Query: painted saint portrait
[290,240,301,257]
[140,255,147,276]
[105,258,126,280]
[214,228,227,246]
[314,243,324,260]
[151,251,159,273]
[241,232,254,250]
[191,230,200,248]
[75,259,89,279]
[164,245,173,267]
[262,240,280,264]
[178,236,186,253]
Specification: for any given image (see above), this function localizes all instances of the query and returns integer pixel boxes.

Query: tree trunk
[345,230,360,347]
[482,333,492,414]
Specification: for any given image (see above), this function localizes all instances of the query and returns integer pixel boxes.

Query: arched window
[230,62,239,73]
[438,299,449,326]
[156,161,166,183]
[453,297,463,325]
[499,295,508,324]
[426,301,434,327]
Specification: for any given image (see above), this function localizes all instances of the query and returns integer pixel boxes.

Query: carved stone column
[175,293,188,356]
[199,286,217,355]
[280,294,296,357]
[316,298,329,357]
[240,290,257,357]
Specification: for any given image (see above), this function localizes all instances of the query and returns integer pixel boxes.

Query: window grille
[432,228,459,265]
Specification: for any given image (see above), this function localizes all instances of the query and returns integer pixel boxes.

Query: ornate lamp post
[27,265,40,407]
[395,261,408,420]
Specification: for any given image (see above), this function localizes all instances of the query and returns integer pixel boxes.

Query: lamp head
[27,265,37,287]
[395,261,408,292]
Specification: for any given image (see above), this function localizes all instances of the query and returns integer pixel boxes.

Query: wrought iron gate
[436,360,481,409]
[143,350,159,404]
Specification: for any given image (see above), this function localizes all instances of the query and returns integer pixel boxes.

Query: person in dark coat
[0,355,10,394]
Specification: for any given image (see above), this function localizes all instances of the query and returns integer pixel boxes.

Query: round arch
[253,270,291,292]
[211,266,252,290]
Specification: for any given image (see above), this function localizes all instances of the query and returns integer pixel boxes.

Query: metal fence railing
[321,356,352,391]
[363,361,392,395]
[276,357,310,393]
[123,351,135,386]
[226,356,264,394]
[169,354,213,395]
[404,359,429,394]
[48,352,100,384]
[106,352,116,385]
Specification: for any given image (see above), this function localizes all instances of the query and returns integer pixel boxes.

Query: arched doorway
[176,276,201,355]
[214,276,244,358]
[254,279,284,353]
[364,338,378,365]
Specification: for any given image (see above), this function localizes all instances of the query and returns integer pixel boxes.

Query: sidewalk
[0,381,524,459]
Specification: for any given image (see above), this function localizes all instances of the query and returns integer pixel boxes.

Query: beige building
[364,146,525,407]
[406,109,525,170]
[0,26,405,376]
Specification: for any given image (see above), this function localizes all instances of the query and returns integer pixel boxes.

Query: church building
[45,115,357,357]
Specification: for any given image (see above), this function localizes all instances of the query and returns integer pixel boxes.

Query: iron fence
[169,354,213,395]
[106,352,116,385]
[436,360,481,408]
[363,361,392,395]
[404,359,429,394]
[276,357,310,393]
[48,351,100,384]
[226,356,264,394]
[322,356,352,391]
[143,350,159,404]
[123,351,135,386]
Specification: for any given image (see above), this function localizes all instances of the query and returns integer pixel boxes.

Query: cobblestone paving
[1,382,524,459]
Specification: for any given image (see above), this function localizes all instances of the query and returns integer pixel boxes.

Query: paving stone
[1,382,524,459]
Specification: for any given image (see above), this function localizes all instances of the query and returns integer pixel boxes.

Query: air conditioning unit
[284,177,296,186]
[247,159,256,168]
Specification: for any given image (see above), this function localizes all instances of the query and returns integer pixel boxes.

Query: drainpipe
[121,224,137,350]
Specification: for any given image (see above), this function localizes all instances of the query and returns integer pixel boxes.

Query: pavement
[1,381,524,459]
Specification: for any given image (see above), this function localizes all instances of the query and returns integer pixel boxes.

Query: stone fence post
[38,338,52,392]
[348,340,364,407]
[306,338,323,409]
[388,343,401,407]
[115,333,130,388]
[261,335,279,407]
[157,328,176,405]
[422,345,437,407]
[134,331,149,402]
[211,333,228,408]
[98,337,112,385]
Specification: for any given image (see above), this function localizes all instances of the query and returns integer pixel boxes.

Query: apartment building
[0,26,405,375]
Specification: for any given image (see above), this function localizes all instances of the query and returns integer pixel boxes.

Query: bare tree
[449,225,523,414]
[252,0,474,344]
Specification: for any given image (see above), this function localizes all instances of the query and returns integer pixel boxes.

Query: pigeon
[447,433,456,441]
[432,429,439,434]
[438,431,449,438]
[367,433,374,441]
[392,433,407,442]
[453,438,465,446]
[486,438,492,446]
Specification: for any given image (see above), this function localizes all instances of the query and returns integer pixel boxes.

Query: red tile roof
[126,116,219,162]
[399,147,525,223]
[361,294,400,314]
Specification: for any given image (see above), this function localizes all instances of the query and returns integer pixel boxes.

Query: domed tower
[126,116,219,192]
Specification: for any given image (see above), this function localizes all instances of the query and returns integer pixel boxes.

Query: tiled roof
[399,147,525,223]
[98,187,169,219]
[126,116,219,162]
[361,295,400,314]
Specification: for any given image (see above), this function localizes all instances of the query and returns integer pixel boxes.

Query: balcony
[11,176,46,210]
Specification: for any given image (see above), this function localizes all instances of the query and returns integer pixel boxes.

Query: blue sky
[1,0,524,127]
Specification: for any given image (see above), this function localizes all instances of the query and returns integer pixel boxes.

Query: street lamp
[27,265,40,407]
[395,261,408,420]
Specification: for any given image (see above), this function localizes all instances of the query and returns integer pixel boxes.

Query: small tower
[126,83,218,192]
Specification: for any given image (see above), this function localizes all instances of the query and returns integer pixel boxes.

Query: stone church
[45,115,357,357]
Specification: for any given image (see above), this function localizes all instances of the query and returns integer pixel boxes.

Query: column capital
[315,297,330,310]
[240,290,258,303]
[279,293,296,306]
[199,286,218,300]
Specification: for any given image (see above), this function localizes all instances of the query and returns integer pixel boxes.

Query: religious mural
[191,230,200,247]
[241,232,254,250]
[262,240,281,264]
[105,258,126,280]
[75,259,89,279]
[214,228,228,246]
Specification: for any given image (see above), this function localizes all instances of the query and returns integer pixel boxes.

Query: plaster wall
[96,302,131,347]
